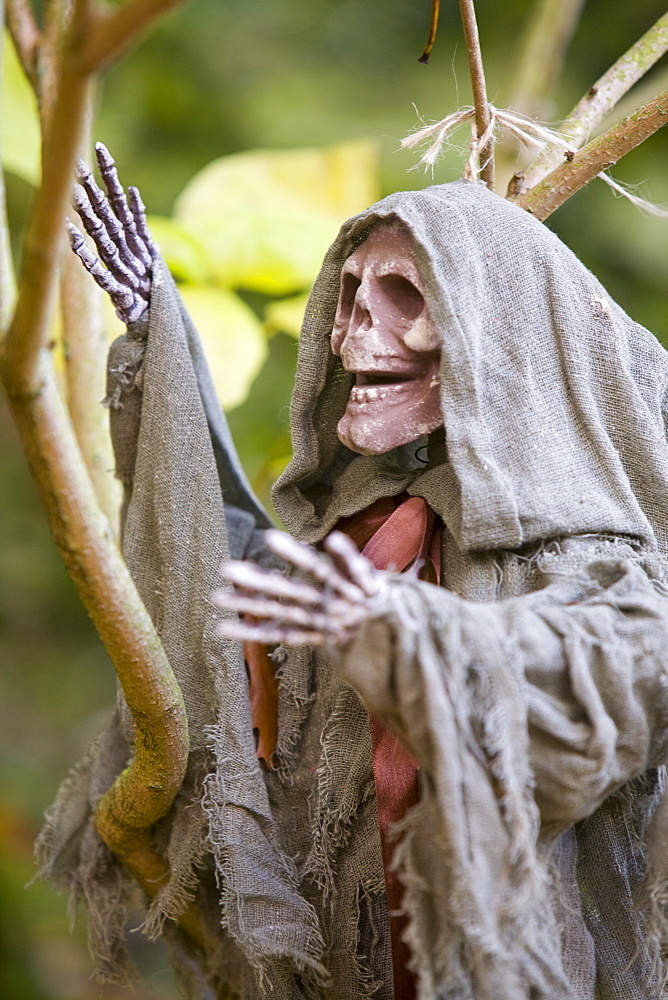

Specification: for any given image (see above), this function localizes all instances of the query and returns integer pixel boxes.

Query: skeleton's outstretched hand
[214,530,388,648]
[67,142,156,325]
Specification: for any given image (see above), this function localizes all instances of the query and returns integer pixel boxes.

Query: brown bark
[517,88,668,220]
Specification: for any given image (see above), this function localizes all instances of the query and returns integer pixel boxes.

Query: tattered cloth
[37,181,668,999]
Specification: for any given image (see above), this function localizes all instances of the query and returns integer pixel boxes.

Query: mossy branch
[0,0,196,939]
[516,11,668,195]
[517,87,668,220]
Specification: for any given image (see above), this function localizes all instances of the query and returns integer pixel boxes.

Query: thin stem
[5,0,41,90]
[517,87,668,220]
[516,11,668,196]
[457,0,494,189]
[79,0,187,72]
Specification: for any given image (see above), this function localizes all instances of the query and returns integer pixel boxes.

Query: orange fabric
[244,634,279,769]
[338,495,442,1000]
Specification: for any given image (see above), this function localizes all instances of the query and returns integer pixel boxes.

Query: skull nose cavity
[351,299,373,334]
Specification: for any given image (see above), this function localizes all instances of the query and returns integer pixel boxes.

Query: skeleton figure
[54,151,668,1000]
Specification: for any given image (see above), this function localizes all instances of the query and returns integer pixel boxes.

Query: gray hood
[274,180,668,553]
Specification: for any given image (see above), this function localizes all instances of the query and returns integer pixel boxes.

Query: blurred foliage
[1,0,667,996]
[0,31,40,185]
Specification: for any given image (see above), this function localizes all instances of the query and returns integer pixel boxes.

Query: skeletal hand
[67,142,156,326]
[214,529,388,648]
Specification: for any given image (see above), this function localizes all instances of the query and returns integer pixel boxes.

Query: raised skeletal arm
[68,142,156,325]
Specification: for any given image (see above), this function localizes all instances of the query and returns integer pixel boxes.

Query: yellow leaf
[146,216,213,283]
[174,140,379,296]
[1,31,40,185]
[264,292,309,340]
[178,285,267,410]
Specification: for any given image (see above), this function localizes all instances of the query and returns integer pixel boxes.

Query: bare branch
[457,0,494,189]
[516,11,668,195]
[517,87,668,220]
[505,0,585,120]
[5,0,41,90]
[79,0,188,73]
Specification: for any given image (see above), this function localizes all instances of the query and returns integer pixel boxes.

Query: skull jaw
[336,378,443,456]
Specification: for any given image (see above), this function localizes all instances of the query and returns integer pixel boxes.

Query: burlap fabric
[38,180,668,999]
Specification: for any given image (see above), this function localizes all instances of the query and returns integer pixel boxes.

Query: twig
[516,11,668,195]
[419,0,440,64]
[505,0,585,119]
[79,0,187,72]
[457,0,494,189]
[517,87,668,220]
[5,0,41,90]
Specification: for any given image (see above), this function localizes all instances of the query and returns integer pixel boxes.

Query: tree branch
[457,0,494,189]
[1,0,191,921]
[5,0,41,90]
[517,87,668,220]
[79,0,187,73]
[516,11,668,195]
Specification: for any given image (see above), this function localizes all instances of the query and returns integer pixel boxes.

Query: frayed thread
[401,104,575,179]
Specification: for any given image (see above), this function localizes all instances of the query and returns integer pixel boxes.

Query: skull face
[331,220,443,456]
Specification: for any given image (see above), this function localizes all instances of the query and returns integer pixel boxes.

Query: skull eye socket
[377,274,424,322]
[337,272,361,325]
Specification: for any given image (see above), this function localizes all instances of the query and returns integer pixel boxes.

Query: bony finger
[264,529,366,604]
[73,188,141,291]
[129,186,157,260]
[67,220,133,307]
[323,531,385,598]
[95,143,153,272]
[217,618,326,647]
[214,590,334,631]
[220,561,325,606]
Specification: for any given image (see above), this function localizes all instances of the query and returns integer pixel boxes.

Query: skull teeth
[350,382,410,404]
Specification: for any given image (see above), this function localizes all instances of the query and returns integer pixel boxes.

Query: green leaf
[174,140,379,296]
[264,292,309,340]
[1,31,40,185]
[178,285,268,410]
[145,216,213,283]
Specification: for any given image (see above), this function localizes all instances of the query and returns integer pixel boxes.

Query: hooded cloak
[38,180,668,1000]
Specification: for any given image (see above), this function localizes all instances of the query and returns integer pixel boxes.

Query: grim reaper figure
[39,144,668,1000]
